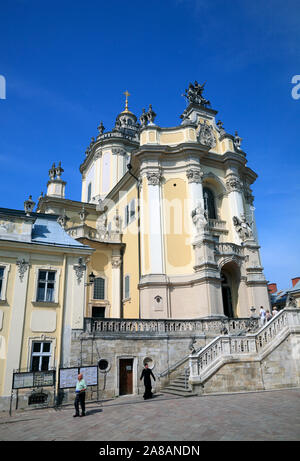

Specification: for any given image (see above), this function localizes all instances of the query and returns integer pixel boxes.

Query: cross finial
[123,90,130,112]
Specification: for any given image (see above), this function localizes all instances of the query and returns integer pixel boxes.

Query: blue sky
[0,0,299,289]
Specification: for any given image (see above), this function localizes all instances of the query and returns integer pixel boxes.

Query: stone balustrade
[84,316,259,336]
[208,219,227,232]
[189,308,300,384]
[215,242,243,256]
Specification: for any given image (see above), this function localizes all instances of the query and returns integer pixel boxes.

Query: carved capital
[225,174,242,193]
[112,148,126,156]
[112,256,122,269]
[146,171,162,186]
[186,168,203,184]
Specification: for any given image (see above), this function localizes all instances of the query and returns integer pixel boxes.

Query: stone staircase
[161,308,300,396]
[162,369,198,397]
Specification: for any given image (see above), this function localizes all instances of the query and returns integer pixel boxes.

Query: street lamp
[86,272,96,286]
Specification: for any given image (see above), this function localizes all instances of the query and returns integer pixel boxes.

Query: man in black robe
[140,363,156,400]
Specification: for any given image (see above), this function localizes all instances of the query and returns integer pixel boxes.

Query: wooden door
[119,359,133,395]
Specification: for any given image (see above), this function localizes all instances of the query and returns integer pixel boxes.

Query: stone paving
[0,388,300,441]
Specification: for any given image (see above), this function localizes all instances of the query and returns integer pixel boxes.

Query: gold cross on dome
[123,90,130,111]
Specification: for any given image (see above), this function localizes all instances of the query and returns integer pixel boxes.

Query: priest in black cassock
[140,363,156,400]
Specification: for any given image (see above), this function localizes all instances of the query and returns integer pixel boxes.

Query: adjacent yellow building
[0,202,93,410]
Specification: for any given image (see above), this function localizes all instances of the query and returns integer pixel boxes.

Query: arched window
[203,187,217,219]
[93,277,105,300]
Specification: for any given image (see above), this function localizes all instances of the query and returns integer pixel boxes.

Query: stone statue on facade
[96,213,107,233]
[183,81,210,107]
[139,108,148,128]
[147,104,156,125]
[97,121,105,135]
[191,202,208,235]
[188,337,197,354]
[233,214,253,241]
[234,131,243,151]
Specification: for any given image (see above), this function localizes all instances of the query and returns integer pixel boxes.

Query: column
[146,171,164,274]
[186,166,204,241]
[111,252,122,318]
[225,169,245,244]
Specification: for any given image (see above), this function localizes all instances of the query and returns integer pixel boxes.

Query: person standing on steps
[73,373,87,417]
[140,363,156,400]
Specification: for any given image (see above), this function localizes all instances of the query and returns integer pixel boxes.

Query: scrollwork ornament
[16,259,30,282]
[73,257,86,284]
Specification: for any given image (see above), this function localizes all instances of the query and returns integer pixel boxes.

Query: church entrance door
[119,359,133,395]
[221,272,234,318]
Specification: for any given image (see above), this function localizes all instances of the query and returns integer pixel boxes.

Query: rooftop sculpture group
[183,81,211,107]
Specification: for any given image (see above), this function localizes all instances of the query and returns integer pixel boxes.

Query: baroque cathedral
[38,81,270,321]
[1,81,280,408]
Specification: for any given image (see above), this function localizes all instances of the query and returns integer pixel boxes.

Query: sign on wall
[58,366,98,389]
[13,370,55,389]
[58,367,79,389]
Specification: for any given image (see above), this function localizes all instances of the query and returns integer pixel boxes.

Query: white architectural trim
[0,263,10,302]
[32,266,62,304]
[26,335,57,370]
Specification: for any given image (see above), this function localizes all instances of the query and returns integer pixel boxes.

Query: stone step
[166,382,190,389]
[162,388,198,397]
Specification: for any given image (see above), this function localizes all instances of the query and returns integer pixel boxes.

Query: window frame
[203,186,217,220]
[93,276,106,301]
[33,266,61,305]
[30,340,52,372]
[0,263,10,303]
[87,182,92,202]
[124,274,130,301]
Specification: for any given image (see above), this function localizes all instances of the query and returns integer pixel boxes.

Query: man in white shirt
[259,306,266,326]
[73,373,87,417]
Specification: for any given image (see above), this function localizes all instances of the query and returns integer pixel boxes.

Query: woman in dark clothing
[140,364,156,400]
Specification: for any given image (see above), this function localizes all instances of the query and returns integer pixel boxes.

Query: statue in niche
[233,214,253,241]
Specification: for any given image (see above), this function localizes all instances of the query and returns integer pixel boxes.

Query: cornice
[79,135,139,174]
[0,239,94,255]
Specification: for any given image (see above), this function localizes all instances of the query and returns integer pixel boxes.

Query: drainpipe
[127,164,141,319]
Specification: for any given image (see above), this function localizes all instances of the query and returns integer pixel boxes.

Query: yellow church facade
[37,82,270,323]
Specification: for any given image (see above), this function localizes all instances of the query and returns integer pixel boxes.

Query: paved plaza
[0,388,300,441]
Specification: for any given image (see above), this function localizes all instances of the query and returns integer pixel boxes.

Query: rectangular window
[93,277,105,300]
[0,267,4,298]
[36,270,56,302]
[31,341,52,371]
[124,275,130,299]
